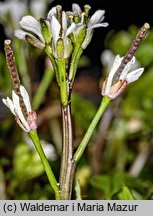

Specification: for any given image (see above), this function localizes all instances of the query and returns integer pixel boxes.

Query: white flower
[102,55,144,99]
[0,0,26,36]
[14,15,47,49]
[2,85,37,132]
[24,134,57,161]
[15,6,76,54]
[30,0,55,19]
[50,12,76,58]
[71,3,108,49]
[100,49,115,70]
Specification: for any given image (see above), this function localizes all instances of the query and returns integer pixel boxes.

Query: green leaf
[13,143,44,181]
[90,175,112,199]
[118,186,135,200]
[75,179,82,200]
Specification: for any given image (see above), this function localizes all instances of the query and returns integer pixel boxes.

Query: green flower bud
[25,35,45,49]
[64,38,73,58]
[57,38,64,58]
[40,18,51,44]
[74,14,80,24]
[74,26,86,45]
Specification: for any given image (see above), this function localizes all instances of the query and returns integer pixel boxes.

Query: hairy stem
[59,104,74,199]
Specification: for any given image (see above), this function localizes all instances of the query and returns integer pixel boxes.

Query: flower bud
[40,18,51,44]
[25,35,45,49]
[57,38,64,58]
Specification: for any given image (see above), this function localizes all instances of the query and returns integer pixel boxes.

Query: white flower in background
[24,134,57,161]
[101,49,140,71]
[2,85,37,132]
[0,0,55,37]
[0,0,26,24]
[30,0,55,19]
[0,0,26,36]
[71,3,108,49]
[102,55,144,99]
[100,49,115,71]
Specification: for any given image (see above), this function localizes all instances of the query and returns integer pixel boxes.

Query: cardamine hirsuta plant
[1,3,150,199]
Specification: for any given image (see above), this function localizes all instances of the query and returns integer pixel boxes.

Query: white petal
[88,10,105,27]
[47,6,56,20]
[14,29,27,40]
[81,30,93,49]
[14,29,45,49]
[12,91,30,131]
[19,16,44,42]
[62,11,67,32]
[2,97,16,116]
[14,29,37,40]
[65,22,76,36]
[20,85,32,112]
[88,22,109,30]
[51,16,61,45]
[72,3,82,14]
[105,55,123,94]
[126,68,144,84]
[119,57,135,80]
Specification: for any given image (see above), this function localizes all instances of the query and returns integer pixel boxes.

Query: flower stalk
[73,96,111,163]
[68,44,83,88]
[29,130,60,200]
[3,39,60,200]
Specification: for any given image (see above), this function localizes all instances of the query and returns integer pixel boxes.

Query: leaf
[13,143,44,181]
[90,175,112,199]
[118,186,135,200]
[75,179,82,200]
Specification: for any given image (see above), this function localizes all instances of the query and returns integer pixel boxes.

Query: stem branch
[29,130,60,200]
[73,96,111,163]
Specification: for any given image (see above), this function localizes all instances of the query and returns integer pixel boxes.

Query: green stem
[57,59,68,106]
[73,96,111,163]
[14,40,31,93]
[45,45,59,85]
[68,45,83,88]
[32,67,54,110]
[59,104,74,199]
[29,130,60,200]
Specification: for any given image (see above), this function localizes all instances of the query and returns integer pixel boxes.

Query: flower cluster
[14,3,108,58]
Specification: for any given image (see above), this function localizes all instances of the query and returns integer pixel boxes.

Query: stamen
[113,23,150,84]
[84,5,91,17]
[68,15,74,24]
